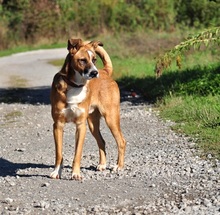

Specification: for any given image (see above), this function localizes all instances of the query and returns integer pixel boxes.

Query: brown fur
[50,39,126,180]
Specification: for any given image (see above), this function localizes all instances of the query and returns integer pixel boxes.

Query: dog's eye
[79,59,87,65]
[92,58,97,64]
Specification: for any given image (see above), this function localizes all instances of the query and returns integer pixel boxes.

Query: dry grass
[8,75,29,88]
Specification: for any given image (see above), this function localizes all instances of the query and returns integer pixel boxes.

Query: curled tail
[95,45,113,76]
[88,41,113,76]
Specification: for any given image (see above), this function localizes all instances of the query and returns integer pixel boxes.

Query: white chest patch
[66,86,87,104]
[62,86,87,122]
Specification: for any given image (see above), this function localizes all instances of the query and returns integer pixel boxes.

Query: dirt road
[0,49,219,214]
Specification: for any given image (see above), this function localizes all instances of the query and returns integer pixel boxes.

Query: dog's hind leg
[87,110,107,171]
[104,110,126,172]
[50,121,65,179]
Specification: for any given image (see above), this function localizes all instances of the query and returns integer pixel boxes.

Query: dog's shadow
[0,157,52,178]
[0,158,107,179]
[81,165,113,173]
[65,165,111,172]
[81,165,97,171]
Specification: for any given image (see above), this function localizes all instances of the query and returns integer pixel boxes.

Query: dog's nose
[89,70,98,78]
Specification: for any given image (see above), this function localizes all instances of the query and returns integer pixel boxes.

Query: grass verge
[117,60,220,159]
[0,43,66,57]
[158,95,220,159]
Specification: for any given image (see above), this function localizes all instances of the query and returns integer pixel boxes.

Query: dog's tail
[88,41,113,76]
[95,45,113,76]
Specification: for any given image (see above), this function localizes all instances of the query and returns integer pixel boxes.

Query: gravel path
[0,49,219,214]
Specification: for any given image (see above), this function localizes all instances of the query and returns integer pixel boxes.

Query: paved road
[0,48,67,104]
[0,48,67,88]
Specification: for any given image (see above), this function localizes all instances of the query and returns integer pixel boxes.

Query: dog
[50,38,126,180]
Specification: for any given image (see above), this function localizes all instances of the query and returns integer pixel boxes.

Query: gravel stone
[0,49,219,214]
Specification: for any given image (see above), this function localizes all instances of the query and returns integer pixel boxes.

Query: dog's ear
[90,41,104,48]
[67,38,83,54]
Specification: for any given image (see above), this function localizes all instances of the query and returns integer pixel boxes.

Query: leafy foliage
[155,27,220,77]
[0,0,220,49]
[175,0,220,28]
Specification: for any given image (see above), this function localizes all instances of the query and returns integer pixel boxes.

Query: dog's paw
[96,164,106,171]
[71,172,82,180]
[50,165,62,179]
[112,165,123,172]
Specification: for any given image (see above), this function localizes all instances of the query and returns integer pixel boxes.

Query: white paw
[96,164,106,171]
[50,165,62,179]
[71,172,82,180]
[112,165,123,172]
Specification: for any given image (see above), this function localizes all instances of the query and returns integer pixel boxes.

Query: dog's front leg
[71,122,86,180]
[50,121,64,179]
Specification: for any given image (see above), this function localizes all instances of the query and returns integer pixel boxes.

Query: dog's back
[87,70,120,115]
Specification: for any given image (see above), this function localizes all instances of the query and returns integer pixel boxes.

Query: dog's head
[67,38,103,81]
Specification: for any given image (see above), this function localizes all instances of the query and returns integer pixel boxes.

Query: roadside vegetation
[0,0,219,158]
[113,32,220,159]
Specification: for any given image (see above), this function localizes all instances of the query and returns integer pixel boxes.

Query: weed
[155,27,220,76]
[1,111,23,127]
[9,75,29,88]
[4,111,22,121]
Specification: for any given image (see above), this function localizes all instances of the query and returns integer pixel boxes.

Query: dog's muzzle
[89,70,98,78]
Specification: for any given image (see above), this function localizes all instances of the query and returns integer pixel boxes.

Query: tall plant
[155,27,220,77]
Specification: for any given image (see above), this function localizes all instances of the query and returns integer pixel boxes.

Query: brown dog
[50,38,126,180]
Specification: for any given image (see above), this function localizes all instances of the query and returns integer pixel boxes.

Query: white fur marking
[88,50,98,71]
[50,165,62,179]
[97,164,107,171]
[89,105,95,114]
[88,50,94,59]
[66,86,87,104]
[82,50,99,79]
[62,86,87,122]
[73,51,99,82]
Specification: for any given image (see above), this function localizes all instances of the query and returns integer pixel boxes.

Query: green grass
[0,43,66,57]
[158,95,220,159]
[116,58,220,159]
[112,56,155,79]
[113,45,220,159]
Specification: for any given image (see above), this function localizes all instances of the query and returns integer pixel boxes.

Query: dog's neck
[61,69,87,88]
[61,75,85,88]
[72,70,87,86]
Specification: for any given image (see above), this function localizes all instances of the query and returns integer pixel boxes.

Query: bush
[175,0,220,28]
[0,0,219,49]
